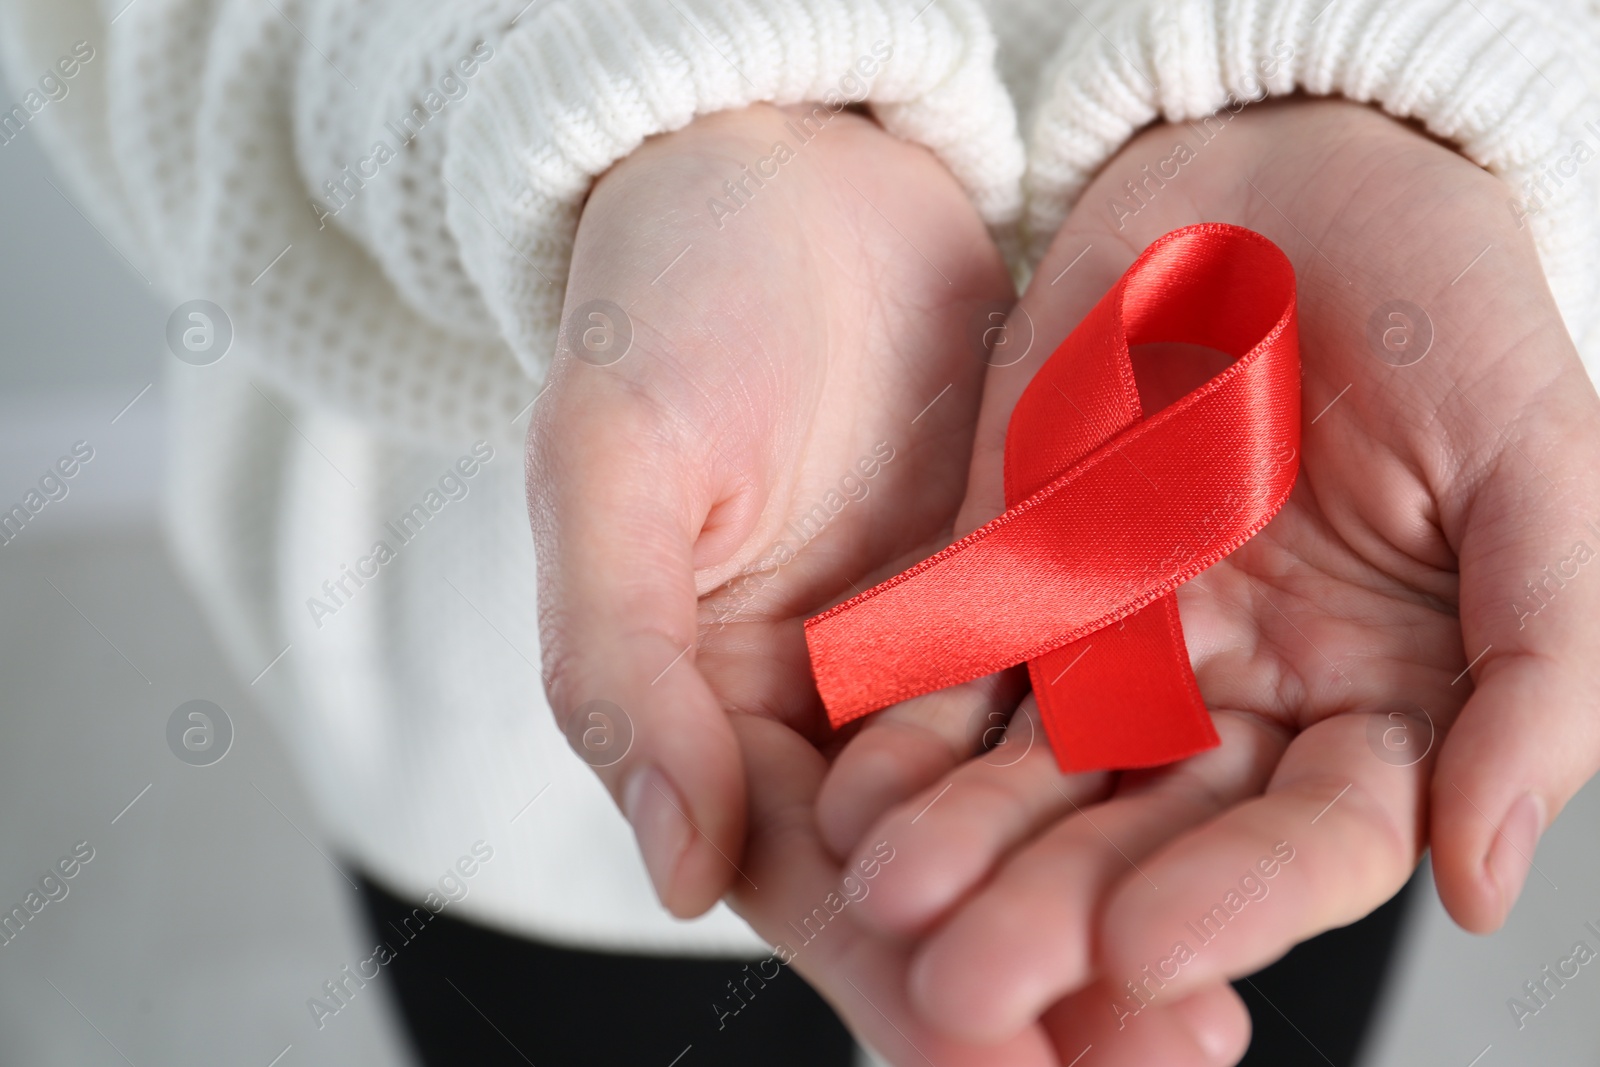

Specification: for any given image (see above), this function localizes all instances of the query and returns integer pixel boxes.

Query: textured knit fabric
[1025,0,1600,365]
[3,0,1597,954]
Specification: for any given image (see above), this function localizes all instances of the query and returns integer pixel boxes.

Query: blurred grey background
[0,60,415,1066]
[3,50,1600,1067]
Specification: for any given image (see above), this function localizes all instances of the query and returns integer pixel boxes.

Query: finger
[908,711,1284,1043]
[529,387,744,918]
[1427,350,1600,931]
[816,668,1027,859]
[1096,711,1429,1002]
[1040,980,1252,1067]
[844,699,1113,937]
[727,714,1059,1067]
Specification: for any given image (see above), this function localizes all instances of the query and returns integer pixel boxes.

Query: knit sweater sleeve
[0,0,1023,444]
[1018,0,1600,355]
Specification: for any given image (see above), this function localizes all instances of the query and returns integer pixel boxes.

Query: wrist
[1034,93,1572,452]
[1083,96,1535,276]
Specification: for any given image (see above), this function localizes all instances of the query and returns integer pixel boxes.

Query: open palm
[813,98,1600,1062]
[528,102,1012,919]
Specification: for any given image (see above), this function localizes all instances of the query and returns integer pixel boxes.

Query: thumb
[527,380,748,918]
[1431,350,1600,932]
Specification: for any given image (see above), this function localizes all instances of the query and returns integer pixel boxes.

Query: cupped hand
[723,708,1251,1067]
[527,102,1012,917]
[530,101,1234,1067]
[816,96,1600,1055]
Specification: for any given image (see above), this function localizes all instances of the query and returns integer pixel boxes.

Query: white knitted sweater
[4,0,1597,954]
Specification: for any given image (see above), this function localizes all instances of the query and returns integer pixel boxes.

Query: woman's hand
[528,102,1012,917]
[723,709,1252,1066]
[816,97,1600,1054]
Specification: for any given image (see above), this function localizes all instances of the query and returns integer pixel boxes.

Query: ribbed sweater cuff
[445,0,1025,380]
[1026,0,1600,346]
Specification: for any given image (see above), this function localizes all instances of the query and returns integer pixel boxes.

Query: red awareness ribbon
[805,223,1300,772]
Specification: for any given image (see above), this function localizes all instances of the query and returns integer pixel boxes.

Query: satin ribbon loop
[805,223,1301,772]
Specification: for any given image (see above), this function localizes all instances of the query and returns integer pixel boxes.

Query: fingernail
[1489,791,1546,917]
[624,767,692,904]
[1173,992,1238,1065]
